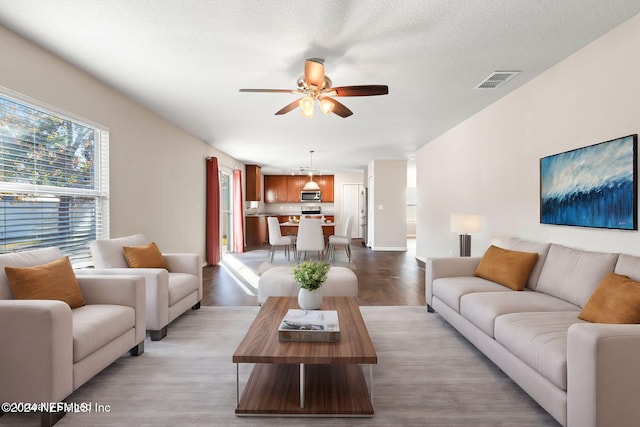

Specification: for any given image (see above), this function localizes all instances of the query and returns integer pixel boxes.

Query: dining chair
[327,216,353,262]
[267,217,293,262]
[295,218,325,261]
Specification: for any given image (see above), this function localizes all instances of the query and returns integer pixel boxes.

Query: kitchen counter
[279,221,335,226]
[245,215,336,247]
[246,213,335,217]
[279,221,335,241]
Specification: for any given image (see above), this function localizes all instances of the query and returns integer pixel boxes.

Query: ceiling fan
[239,58,388,118]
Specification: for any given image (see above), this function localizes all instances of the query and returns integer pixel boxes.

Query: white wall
[0,25,244,260]
[416,14,640,261]
[368,159,407,250]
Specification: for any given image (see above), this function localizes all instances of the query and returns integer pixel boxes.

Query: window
[0,89,109,265]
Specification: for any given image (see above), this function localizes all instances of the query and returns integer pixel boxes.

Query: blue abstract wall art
[540,134,637,230]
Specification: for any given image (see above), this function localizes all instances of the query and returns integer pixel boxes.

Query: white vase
[298,287,323,310]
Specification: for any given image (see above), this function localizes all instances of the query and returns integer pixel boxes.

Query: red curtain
[206,157,221,265]
[233,169,245,253]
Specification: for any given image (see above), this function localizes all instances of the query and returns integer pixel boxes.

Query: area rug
[4,306,559,427]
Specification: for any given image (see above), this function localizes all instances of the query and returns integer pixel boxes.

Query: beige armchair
[0,247,146,426]
[81,234,202,341]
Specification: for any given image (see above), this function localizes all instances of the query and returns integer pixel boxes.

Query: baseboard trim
[370,246,407,251]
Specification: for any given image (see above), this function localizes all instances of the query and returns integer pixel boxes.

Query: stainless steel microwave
[300,190,321,202]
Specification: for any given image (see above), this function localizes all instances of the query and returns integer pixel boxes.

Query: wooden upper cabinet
[264,174,334,203]
[245,165,262,201]
[287,175,307,202]
[317,175,334,202]
[264,175,288,203]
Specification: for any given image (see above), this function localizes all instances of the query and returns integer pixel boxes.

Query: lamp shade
[302,178,321,190]
[451,213,482,234]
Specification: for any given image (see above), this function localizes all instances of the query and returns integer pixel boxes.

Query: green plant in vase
[293,261,330,310]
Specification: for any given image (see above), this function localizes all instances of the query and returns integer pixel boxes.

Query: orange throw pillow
[579,272,640,323]
[475,245,539,291]
[5,256,85,309]
[122,242,169,270]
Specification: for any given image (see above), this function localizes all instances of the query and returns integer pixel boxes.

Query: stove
[301,205,321,215]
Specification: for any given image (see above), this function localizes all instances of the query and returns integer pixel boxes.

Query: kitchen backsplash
[260,202,335,215]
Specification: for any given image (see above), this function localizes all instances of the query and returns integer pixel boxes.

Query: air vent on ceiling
[474,71,520,89]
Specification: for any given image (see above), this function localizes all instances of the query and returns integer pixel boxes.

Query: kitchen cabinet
[264,174,334,203]
[245,216,268,247]
[245,165,262,201]
[264,175,288,203]
[316,175,334,202]
[287,175,307,202]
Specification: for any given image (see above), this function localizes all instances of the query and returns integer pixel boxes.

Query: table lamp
[451,213,482,257]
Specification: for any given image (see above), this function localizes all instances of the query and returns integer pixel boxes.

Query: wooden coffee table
[233,296,378,416]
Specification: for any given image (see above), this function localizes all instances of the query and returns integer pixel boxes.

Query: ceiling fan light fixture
[240,58,389,118]
[319,98,334,115]
[300,96,315,118]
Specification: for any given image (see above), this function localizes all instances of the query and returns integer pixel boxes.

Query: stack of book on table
[278,309,340,342]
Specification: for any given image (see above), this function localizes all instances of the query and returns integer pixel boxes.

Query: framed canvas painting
[540,134,637,230]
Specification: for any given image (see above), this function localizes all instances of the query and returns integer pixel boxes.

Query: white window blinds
[0,89,109,264]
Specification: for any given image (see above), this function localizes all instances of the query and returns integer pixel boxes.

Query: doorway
[220,170,233,255]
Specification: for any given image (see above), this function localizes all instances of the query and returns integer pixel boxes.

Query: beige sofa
[80,234,202,340]
[0,247,146,426]
[427,238,640,427]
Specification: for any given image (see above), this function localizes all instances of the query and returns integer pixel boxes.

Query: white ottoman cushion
[258,266,358,305]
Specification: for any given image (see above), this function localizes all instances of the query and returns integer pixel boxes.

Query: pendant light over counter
[302,150,321,190]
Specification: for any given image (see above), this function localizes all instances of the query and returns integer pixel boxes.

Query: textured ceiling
[1,1,639,174]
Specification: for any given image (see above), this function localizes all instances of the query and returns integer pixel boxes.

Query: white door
[342,184,362,238]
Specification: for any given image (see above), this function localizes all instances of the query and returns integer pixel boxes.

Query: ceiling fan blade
[239,89,297,93]
[323,98,353,118]
[304,58,325,89]
[329,85,389,97]
[275,98,303,115]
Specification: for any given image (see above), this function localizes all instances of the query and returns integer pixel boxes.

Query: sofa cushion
[0,247,63,300]
[5,256,85,309]
[536,244,618,308]
[432,277,511,313]
[475,245,539,291]
[494,311,586,390]
[460,291,580,337]
[168,273,199,306]
[614,253,640,282]
[90,234,148,268]
[579,272,640,324]
[72,304,135,362]
[505,238,551,290]
[123,242,169,270]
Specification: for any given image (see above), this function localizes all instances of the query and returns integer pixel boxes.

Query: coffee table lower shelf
[235,363,374,417]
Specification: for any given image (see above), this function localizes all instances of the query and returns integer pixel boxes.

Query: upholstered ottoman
[257,265,358,305]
